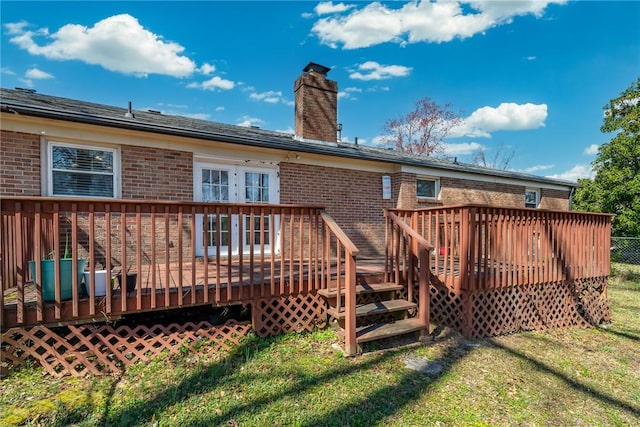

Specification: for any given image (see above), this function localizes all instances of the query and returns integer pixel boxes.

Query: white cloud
[372,134,392,146]
[198,63,216,75]
[525,56,537,61]
[315,2,354,15]
[25,68,53,79]
[349,61,412,81]
[584,144,599,155]
[1,67,16,76]
[340,136,367,145]
[338,86,362,100]
[443,142,483,156]
[237,115,265,128]
[311,0,566,49]
[181,112,211,120]
[521,164,555,173]
[187,76,235,91]
[250,90,283,103]
[366,85,389,92]
[275,126,295,134]
[4,21,30,35]
[450,103,548,138]
[546,164,593,181]
[215,106,225,112]
[6,14,197,77]
[249,90,293,106]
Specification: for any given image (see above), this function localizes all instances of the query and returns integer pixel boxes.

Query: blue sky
[1,1,638,181]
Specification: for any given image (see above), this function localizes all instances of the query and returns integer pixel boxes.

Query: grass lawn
[2,263,639,426]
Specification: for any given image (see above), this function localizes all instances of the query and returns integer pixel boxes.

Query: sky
[1,1,639,182]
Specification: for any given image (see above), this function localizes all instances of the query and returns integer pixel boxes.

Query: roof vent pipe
[125,101,134,118]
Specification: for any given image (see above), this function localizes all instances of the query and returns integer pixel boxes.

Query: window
[48,142,118,198]
[202,169,229,202]
[245,172,269,203]
[417,177,439,199]
[525,189,540,208]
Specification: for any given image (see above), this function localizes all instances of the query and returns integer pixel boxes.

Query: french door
[194,162,279,256]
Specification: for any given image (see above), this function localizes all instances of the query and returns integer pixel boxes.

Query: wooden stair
[319,275,427,352]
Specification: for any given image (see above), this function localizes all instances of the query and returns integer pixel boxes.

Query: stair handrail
[319,211,360,355]
[385,210,434,336]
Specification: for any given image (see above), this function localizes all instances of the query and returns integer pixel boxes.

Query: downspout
[569,186,576,211]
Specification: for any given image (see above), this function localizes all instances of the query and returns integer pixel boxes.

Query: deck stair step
[318,282,402,299]
[356,318,426,344]
[327,299,416,320]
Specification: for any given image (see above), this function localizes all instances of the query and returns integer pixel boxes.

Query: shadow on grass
[612,285,640,293]
[68,325,639,426]
[100,332,268,426]
[598,326,640,342]
[487,339,640,419]
[296,333,472,427]
[96,329,473,427]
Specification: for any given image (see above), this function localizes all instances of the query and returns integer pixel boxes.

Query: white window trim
[44,140,121,198]
[416,176,440,200]
[525,188,540,208]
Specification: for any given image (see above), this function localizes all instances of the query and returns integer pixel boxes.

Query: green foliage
[574,78,640,237]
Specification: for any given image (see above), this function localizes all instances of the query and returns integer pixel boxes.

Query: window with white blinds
[49,142,118,198]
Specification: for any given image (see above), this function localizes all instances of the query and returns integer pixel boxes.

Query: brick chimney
[294,62,338,142]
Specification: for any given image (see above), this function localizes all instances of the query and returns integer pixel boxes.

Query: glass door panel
[242,171,274,253]
[197,167,232,256]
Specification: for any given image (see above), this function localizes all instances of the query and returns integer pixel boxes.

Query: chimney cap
[303,62,330,75]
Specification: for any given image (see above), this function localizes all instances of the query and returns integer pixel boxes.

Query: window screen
[51,144,116,197]
[525,189,539,208]
[417,178,438,199]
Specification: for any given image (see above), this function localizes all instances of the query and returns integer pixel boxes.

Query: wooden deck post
[344,252,357,356]
[418,248,430,338]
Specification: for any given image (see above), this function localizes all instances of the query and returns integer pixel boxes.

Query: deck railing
[384,209,433,336]
[1,197,358,330]
[320,212,359,355]
[390,205,613,291]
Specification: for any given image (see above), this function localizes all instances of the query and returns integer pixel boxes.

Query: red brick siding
[121,146,193,201]
[438,177,524,207]
[280,164,570,255]
[294,72,338,143]
[540,189,570,210]
[280,162,396,256]
[0,130,41,196]
[393,172,419,209]
[410,177,569,210]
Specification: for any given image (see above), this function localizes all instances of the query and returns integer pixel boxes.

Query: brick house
[1,63,612,369]
[0,62,575,258]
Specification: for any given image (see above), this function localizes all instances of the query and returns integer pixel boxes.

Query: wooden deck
[3,257,386,309]
[2,197,613,357]
[1,198,362,330]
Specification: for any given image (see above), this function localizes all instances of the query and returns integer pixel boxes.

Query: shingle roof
[0,87,577,187]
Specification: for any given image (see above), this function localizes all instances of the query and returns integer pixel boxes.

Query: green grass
[2,264,639,426]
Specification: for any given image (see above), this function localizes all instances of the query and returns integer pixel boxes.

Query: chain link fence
[611,237,640,265]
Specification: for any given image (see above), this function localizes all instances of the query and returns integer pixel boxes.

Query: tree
[573,78,640,237]
[471,143,515,170]
[381,97,462,156]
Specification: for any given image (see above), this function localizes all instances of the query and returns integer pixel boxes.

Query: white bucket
[83,270,109,297]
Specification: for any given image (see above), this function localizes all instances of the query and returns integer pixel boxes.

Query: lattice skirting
[468,277,611,338]
[429,284,465,332]
[252,292,327,337]
[1,320,251,378]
